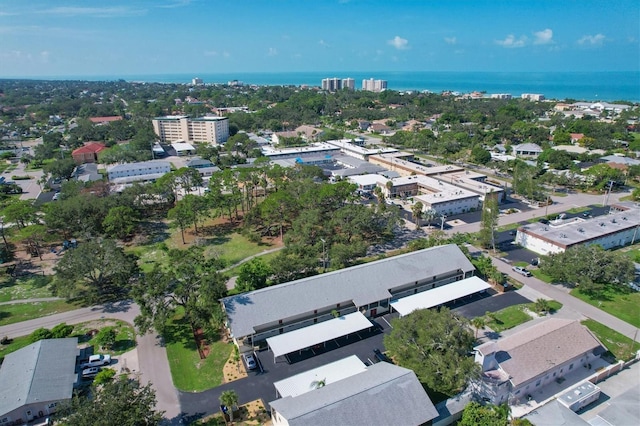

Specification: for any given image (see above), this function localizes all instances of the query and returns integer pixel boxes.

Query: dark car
[374,348,391,363]
[538,218,549,225]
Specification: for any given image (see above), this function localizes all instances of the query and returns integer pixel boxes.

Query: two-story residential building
[107,160,171,184]
[221,244,476,353]
[474,319,605,405]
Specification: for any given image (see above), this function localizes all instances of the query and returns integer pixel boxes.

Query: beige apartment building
[152,115,229,144]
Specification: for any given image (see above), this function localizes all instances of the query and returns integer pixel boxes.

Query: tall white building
[342,78,355,90]
[152,115,229,144]
[362,78,387,92]
[191,77,203,85]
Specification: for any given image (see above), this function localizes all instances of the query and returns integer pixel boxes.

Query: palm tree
[534,298,551,314]
[412,202,424,227]
[310,378,327,389]
[423,209,438,229]
[471,317,486,339]
[219,390,239,422]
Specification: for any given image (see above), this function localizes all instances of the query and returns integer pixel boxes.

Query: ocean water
[28,71,640,102]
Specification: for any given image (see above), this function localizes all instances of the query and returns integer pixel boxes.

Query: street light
[440,214,447,231]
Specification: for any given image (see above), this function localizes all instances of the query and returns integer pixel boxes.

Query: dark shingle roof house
[0,338,79,422]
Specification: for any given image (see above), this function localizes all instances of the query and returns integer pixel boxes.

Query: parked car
[81,354,111,368]
[537,218,549,225]
[243,353,257,370]
[512,266,532,277]
[81,366,100,378]
[373,348,391,363]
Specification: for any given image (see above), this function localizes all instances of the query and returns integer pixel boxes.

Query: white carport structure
[273,355,366,399]
[390,276,491,317]
[266,312,372,362]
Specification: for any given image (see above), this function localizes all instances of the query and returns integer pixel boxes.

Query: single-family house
[71,142,106,164]
[512,143,543,158]
[0,338,79,424]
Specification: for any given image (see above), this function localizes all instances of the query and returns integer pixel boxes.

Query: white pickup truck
[80,354,111,369]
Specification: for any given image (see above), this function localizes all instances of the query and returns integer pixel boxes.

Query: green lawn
[0,300,79,326]
[565,206,590,214]
[485,304,533,332]
[72,319,137,355]
[0,274,54,302]
[204,233,279,267]
[571,285,640,328]
[624,248,640,263]
[531,269,554,283]
[581,319,640,361]
[0,335,32,361]
[224,250,281,278]
[127,243,171,273]
[164,311,233,392]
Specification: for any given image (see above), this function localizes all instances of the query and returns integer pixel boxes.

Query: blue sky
[0,0,638,77]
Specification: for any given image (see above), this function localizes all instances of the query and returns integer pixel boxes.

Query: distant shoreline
[1,71,639,103]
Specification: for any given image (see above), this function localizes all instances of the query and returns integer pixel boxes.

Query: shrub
[93,368,117,385]
[94,326,117,350]
[51,323,74,338]
[29,327,53,343]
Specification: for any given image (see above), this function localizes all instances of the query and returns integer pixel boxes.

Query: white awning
[267,312,372,358]
[390,276,491,317]
[274,355,366,398]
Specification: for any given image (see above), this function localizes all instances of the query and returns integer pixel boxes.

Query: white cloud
[158,0,192,8]
[37,6,146,18]
[495,34,527,48]
[533,29,553,45]
[388,35,409,50]
[318,39,330,48]
[40,51,50,62]
[578,34,605,46]
[267,47,278,56]
[204,50,218,57]
[444,37,457,45]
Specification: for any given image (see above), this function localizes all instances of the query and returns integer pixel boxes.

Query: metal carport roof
[390,276,491,317]
[267,312,372,359]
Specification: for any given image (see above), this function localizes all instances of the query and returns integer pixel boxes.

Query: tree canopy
[58,377,164,426]
[52,239,139,304]
[383,307,479,396]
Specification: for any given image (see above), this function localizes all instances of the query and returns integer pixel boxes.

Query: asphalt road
[0,300,182,422]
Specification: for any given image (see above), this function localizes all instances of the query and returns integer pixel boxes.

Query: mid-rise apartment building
[321,77,355,91]
[152,115,229,144]
[362,78,387,92]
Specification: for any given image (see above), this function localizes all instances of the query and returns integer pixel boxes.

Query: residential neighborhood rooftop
[0,338,79,417]
[222,244,474,338]
[269,362,438,426]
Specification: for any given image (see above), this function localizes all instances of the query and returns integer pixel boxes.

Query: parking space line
[382,316,393,329]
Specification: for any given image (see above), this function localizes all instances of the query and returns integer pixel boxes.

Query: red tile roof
[72,142,107,155]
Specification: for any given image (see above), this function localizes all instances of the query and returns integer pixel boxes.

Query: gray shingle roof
[476,319,604,387]
[269,362,438,426]
[0,338,79,416]
[222,244,474,338]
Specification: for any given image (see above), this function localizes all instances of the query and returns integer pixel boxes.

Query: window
[569,363,573,370]
[370,301,379,309]
[515,390,520,395]
[536,380,541,387]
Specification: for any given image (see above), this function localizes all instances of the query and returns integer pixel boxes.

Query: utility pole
[602,180,614,207]
[320,238,326,272]
[440,215,447,231]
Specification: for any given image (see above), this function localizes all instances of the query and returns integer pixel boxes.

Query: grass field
[485,304,533,332]
[571,285,640,328]
[581,319,640,361]
[0,299,79,326]
[164,311,233,392]
[0,274,54,302]
[0,335,32,361]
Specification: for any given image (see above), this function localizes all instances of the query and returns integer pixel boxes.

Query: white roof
[274,356,366,398]
[347,174,388,187]
[390,276,490,317]
[171,142,196,152]
[267,312,372,358]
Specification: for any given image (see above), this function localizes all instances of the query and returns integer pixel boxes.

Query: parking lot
[178,285,533,420]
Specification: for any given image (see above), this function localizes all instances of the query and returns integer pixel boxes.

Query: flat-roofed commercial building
[515,202,640,255]
[152,115,229,144]
[221,244,475,352]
